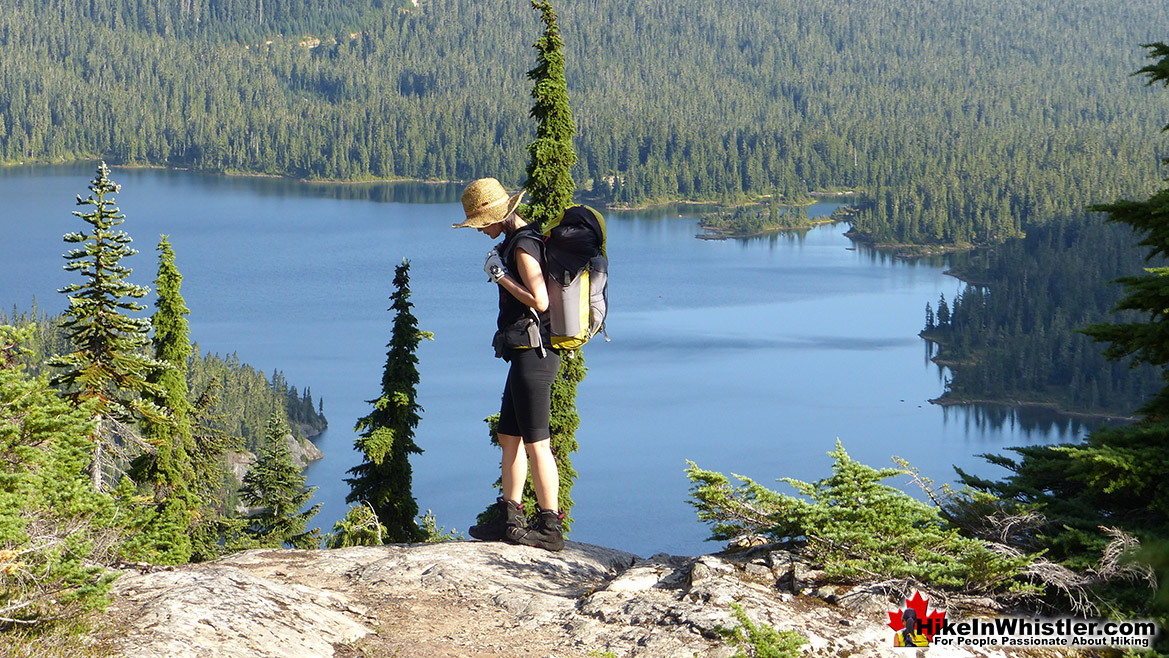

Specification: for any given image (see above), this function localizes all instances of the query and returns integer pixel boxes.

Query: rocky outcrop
[103,541,1027,658]
[226,434,324,483]
[288,434,324,466]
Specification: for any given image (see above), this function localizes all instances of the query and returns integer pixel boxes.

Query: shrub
[686,440,1037,595]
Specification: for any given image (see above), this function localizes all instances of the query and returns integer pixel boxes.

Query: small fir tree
[325,503,387,548]
[0,324,119,627]
[187,381,242,560]
[347,260,431,543]
[49,162,161,491]
[687,441,1036,594]
[121,236,199,564]
[238,413,321,550]
[717,603,806,658]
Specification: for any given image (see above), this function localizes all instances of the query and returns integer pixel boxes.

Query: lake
[0,163,1097,557]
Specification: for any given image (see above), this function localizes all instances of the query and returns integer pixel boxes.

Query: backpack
[536,205,609,352]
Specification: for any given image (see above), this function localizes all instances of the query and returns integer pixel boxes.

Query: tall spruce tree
[120,236,199,564]
[238,412,321,550]
[522,0,577,228]
[522,0,583,530]
[347,260,429,543]
[49,162,160,491]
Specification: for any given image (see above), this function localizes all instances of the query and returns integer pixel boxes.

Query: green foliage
[922,214,1163,416]
[0,307,326,456]
[717,603,805,658]
[186,348,327,453]
[347,260,431,544]
[418,509,462,543]
[687,441,1036,594]
[48,163,162,491]
[952,44,1169,639]
[533,0,584,530]
[186,380,244,562]
[3,0,1166,247]
[325,503,387,549]
[522,0,576,228]
[2,303,321,560]
[120,236,199,565]
[699,203,816,238]
[0,303,71,371]
[0,324,118,629]
[525,1,582,526]
[237,413,322,550]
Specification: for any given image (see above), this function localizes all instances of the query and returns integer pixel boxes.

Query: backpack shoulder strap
[502,224,546,264]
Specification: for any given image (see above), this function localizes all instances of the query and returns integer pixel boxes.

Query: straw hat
[453,178,524,229]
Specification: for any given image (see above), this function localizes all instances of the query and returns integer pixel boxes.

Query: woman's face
[477,219,506,239]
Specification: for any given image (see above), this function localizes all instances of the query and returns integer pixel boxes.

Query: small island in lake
[697,193,859,240]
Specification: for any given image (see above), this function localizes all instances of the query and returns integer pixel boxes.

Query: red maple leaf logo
[887,590,947,641]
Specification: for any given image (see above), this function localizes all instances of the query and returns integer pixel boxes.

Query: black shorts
[497,348,561,443]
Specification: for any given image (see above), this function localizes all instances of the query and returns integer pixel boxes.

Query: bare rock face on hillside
[103,541,1024,658]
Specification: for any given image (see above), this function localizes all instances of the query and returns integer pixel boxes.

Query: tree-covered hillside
[2,0,1166,246]
[0,307,327,453]
[922,214,1164,417]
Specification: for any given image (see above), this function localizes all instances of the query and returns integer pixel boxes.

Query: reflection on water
[922,333,1117,442]
[939,402,1104,445]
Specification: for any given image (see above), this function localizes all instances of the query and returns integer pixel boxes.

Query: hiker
[453,177,565,552]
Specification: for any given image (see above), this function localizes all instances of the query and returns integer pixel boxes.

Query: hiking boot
[468,497,524,542]
[508,508,564,552]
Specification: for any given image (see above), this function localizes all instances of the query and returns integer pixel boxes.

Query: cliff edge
[100,540,1028,658]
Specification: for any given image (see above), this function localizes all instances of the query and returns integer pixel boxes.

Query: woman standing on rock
[453,177,564,552]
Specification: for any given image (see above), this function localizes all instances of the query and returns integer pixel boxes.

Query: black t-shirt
[494,227,551,350]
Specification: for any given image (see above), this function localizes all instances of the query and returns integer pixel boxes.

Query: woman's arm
[497,248,549,312]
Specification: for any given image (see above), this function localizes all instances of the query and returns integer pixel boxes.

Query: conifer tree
[121,236,198,564]
[325,503,387,548]
[49,162,161,491]
[527,0,585,529]
[347,260,430,543]
[238,413,321,550]
[522,0,577,228]
[187,381,241,560]
[514,0,585,530]
[0,324,118,626]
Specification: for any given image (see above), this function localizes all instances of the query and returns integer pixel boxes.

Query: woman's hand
[484,248,508,283]
[494,247,548,312]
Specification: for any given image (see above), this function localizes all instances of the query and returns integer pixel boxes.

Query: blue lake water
[0,163,1096,556]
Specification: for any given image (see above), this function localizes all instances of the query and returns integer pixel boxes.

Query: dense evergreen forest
[0,306,327,453]
[921,214,1165,417]
[2,0,1167,246]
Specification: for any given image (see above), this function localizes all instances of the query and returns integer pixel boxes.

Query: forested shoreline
[0,306,328,453]
[3,0,1168,248]
[921,212,1164,418]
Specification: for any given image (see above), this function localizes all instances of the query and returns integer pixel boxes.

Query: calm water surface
[0,163,1096,556]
